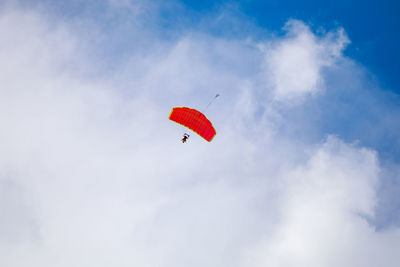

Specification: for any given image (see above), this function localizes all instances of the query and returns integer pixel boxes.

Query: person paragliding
[169,94,219,143]
[169,107,216,142]
[181,133,190,143]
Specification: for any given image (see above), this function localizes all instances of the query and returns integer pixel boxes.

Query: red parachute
[169,107,216,142]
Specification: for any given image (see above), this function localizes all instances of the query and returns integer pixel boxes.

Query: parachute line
[204,94,220,111]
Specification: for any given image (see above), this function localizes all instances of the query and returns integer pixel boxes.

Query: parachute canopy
[169,107,216,142]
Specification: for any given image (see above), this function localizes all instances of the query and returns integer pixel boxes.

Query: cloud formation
[264,20,349,102]
[245,137,400,267]
[0,2,399,267]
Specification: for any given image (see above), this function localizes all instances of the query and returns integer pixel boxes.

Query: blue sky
[1,1,400,266]
[181,0,400,91]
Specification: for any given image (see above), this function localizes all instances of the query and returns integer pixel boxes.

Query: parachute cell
[169,107,216,142]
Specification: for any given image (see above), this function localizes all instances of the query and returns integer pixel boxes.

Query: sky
[0,0,400,267]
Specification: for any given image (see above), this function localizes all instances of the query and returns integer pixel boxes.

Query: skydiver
[182,133,190,143]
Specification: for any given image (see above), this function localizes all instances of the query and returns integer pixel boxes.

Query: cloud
[263,20,349,102]
[244,137,400,267]
[0,2,399,267]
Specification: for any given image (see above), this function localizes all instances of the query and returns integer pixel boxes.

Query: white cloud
[0,4,399,267]
[263,20,350,102]
[244,137,400,267]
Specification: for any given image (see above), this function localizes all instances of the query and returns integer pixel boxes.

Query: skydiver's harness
[182,133,190,143]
